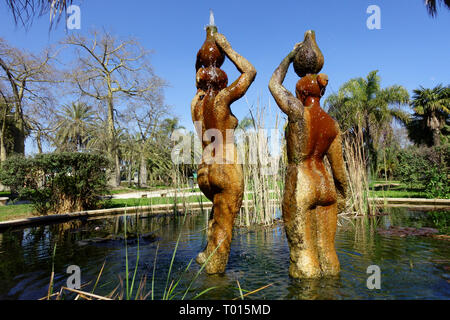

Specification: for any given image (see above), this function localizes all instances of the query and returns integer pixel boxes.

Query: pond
[0,208,449,300]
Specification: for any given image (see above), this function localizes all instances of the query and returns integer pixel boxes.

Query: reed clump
[342,127,376,216]
[238,101,284,226]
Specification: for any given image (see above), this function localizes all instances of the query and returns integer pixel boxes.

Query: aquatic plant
[239,99,284,226]
[342,126,376,216]
[41,211,232,300]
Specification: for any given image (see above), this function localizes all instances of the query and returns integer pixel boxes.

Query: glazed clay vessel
[293,30,324,77]
[196,26,225,70]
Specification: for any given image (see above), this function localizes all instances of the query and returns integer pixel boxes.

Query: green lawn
[104,195,209,208]
[107,184,198,195]
[368,180,429,198]
[0,194,210,222]
[0,204,34,222]
[369,189,428,198]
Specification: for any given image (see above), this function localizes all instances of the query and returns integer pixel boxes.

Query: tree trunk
[12,99,26,155]
[114,152,121,186]
[107,95,120,187]
[12,121,25,155]
[364,114,377,177]
[139,152,147,188]
[36,131,43,154]
[127,159,133,186]
[0,134,6,162]
[430,113,441,147]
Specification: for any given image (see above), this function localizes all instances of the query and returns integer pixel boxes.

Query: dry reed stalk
[342,127,375,216]
[239,99,283,226]
[232,283,274,300]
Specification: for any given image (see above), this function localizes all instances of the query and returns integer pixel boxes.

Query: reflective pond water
[0,208,449,300]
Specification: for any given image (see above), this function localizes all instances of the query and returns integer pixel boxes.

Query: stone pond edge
[0,198,449,231]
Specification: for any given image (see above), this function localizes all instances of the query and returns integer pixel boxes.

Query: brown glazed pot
[196,26,225,70]
[293,30,324,77]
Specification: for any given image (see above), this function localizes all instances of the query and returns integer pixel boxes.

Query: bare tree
[0,37,57,160]
[63,30,165,187]
[122,89,169,187]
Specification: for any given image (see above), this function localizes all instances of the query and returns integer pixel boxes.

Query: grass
[369,189,428,198]
[109,184,195,195]
[368,181,428,198]
[0,191,11,197]
[105,195,209,209]
[0,195,210,222]
[0,203,34,222]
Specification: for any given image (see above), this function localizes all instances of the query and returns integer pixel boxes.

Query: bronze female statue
[269,30,348,278]
[192,24,256,274]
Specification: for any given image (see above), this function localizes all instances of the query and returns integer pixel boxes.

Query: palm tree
[424,0,450,17]
[237,116,255,131]
[5,0,72,27]
[407,85,450,147]
[324,70,410,174]
[55,102,95,151]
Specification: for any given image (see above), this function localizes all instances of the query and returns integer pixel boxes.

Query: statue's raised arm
[214,32,256,104]
[268,43,303,116]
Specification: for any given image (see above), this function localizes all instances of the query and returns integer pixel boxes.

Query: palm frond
[5,0,73,27]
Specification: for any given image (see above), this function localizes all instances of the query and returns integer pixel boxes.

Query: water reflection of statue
[192,24,256,274]
[269,31,348,278]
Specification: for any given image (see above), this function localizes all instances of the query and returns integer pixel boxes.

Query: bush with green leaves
[396,145,449,198]
[395,147,430,188]
[0,152,110,214]
[424,166,450,199]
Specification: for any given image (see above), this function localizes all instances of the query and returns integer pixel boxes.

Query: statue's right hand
[293,42,303,51]
[288,43,302,61]
[214,33,229,48]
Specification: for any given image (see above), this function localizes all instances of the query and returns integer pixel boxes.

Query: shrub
[396,145,449,199]
[395,147,430,188]
[424,166,450,199]
[0,152,110,214]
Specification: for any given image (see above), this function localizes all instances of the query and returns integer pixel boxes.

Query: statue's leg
[196,207,214,265]
[197,190,241,274]
[316,203,340,276]
[284,207,321,278]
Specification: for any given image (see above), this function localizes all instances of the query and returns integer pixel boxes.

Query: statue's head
[196,67,228,91]
[295,73,328,104]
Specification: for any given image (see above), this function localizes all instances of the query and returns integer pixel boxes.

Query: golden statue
[269,31,348,278]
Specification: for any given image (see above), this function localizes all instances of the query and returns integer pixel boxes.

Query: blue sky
[0,0,449,153]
